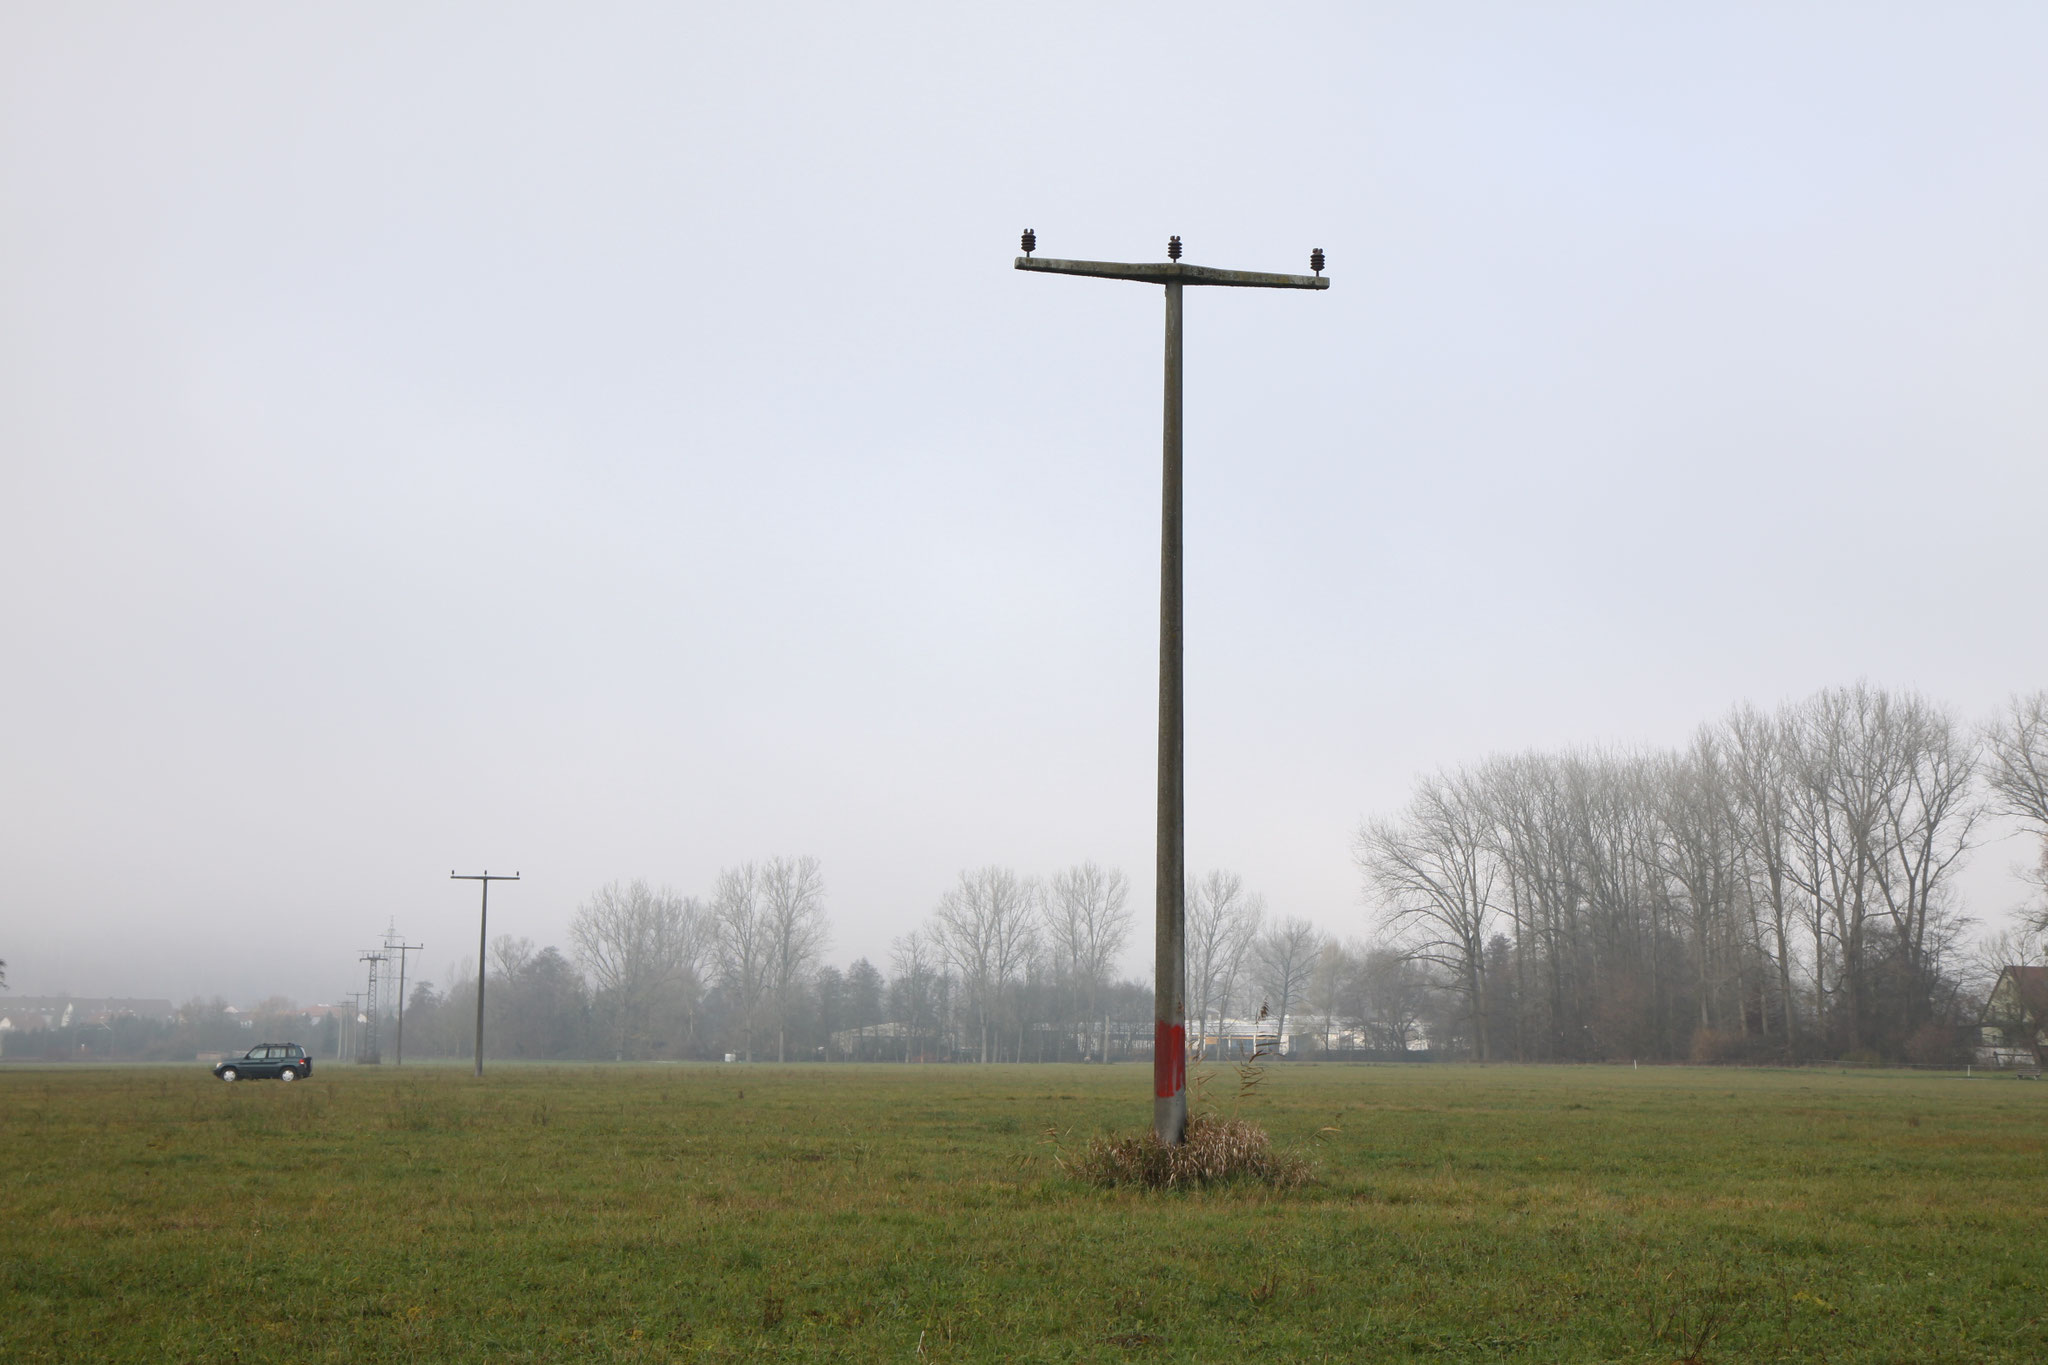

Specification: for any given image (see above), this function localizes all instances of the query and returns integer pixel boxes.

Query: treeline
[1358,685,2048,1064]
[388,858,1468,1064]
[23,687,2042,1069]
[0,996,323,1062]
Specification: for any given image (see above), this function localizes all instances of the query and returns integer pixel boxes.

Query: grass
[2,1061,2045,1362]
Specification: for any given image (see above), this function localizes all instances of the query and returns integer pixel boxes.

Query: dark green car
[213,1043,313,1083]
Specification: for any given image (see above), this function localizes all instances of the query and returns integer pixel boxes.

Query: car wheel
[280,1068,298,1082]
[220,1068,239,1082]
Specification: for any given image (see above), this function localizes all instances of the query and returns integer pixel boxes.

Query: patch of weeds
[1054,1114,1313,1190]
[1638,1270,1742,1364]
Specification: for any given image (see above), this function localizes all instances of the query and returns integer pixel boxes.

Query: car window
[247,1048,264,1060]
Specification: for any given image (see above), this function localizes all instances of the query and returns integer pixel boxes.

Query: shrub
[1903,1022,1969,1068]
[1056,1113,1313,1191]
[1688,1027,1781,1065]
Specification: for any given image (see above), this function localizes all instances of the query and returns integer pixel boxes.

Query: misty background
[3,3,2045,1009]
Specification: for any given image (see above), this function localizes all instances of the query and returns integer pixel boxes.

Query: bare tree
[1650,731,1743,1036]
[932,866,1039,1062]
[889,930,940,1061]
[760,855,829,1062]
[1725,702,1803,1052]
[1043,861,1131,1061]
[1304,938,1354,1055]
[1474,752,1565,1061]
[1186,869,1239,1050]
[712,864,772,1061]
[1971,923,2048,991]
[1780,686,1979,1050]
[1984,692,2048,927]
[1186,869,1264,1054]
[845,957,884,1058]
[1983,693,2048,832]
[1872,696,1982,1027]
[490,934,537,985]
[1215,895,1264,1045]
[1785,687,1902,1051]
[1358,768,1503,1059]
[1255,915,1324,1050]
[570,879,706,1059]
[1355,945,1434,1052]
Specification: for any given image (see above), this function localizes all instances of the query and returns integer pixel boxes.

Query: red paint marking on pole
[1154,1022,1186,1099]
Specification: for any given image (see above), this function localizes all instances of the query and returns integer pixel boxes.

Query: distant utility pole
[1016,231,1328,1147]
[383,921,424,1067]
[343,991,367,1064]
[451,870,519,1078]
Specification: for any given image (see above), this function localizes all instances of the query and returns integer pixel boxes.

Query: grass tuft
[1058,1113,1313,1190]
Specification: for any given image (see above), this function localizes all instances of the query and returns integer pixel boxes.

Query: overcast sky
[4,3,2044,1007]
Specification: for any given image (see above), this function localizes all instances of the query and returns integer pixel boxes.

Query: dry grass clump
[1058,1113,1313,1190]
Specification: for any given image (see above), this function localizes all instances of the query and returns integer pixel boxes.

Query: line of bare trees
[561,856,831,1062]
[381,857,1458,1065]
[897,863,1460,1063]
[1358,686,2048,1064]
[330,686,2048,1068]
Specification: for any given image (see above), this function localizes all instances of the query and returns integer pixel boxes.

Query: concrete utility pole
[383,922,424,1067]
[1016,232,1327,1146]
[451,870,519,1078]
[343,991,366,1063]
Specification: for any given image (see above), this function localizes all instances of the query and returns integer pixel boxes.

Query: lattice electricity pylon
[357,949,388,1064]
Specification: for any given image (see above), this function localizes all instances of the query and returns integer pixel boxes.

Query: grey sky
[4,4,2044,1006]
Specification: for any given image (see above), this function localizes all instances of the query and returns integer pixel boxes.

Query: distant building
[828,1021,916,1052]
[0,998,177,1033]
[1975,966,2047,1072]
[1195,1018,1309,1059]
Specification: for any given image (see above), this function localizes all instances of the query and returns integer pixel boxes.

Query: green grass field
[3,1061,2044,1362]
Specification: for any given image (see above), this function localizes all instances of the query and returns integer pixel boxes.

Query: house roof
[1981,966,2048,1024]
[1998,966,2048,995]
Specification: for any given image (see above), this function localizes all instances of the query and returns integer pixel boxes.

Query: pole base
[1153,1093,1187,1148]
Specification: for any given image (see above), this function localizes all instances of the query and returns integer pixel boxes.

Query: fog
[3,3,2045,1009]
